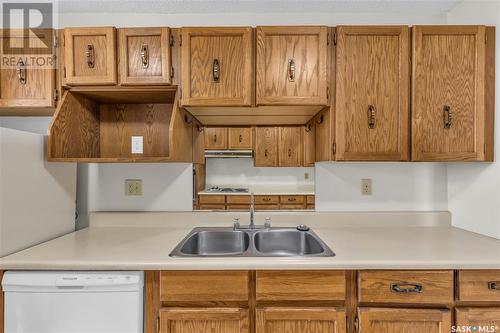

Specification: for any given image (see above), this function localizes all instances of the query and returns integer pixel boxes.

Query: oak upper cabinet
[64,27,117,85]
[118,27,171,85]
[278,127,302,167]
[358,308,451,333]
[181,27,253,106]
[256,26,328,105]
[0,29,55,108]
[229,127,253,149]
[255,127,278,167]
[412,26,492,161]
[204,127,228,149]
[256,308,346,333]
[160,308,249,333]
[335,26,410,161]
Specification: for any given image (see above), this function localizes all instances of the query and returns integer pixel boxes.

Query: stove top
[206,186,249,193]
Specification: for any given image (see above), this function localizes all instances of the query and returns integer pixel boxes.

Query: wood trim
[485,26,495,161]
[144,271,160,333]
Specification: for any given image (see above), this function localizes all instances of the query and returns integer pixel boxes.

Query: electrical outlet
[304,172,309,180]
[125,179,143,196]
[361,178,372,195]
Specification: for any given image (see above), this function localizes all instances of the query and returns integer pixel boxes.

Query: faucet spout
[249,192,255,229]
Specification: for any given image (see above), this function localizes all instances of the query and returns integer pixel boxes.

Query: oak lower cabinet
[335,26,410,161]
[256,308,346,333]
[456,308,500,329]
[181,27,253,106]
[0,29,56,109]
[63,27,117,85]
[256,26,328,106]
[358,308,451,333]
[160,308,249,333]
[118,27,171,85]
[412,25,494,161]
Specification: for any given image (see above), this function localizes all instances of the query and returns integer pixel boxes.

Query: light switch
[131,136,143,154]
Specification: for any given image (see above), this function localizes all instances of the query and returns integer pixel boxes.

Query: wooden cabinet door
[456,308,500,329]
[204,127,228,149]
[118,27,171,85]
[278,127,302,166]
[315,108,334,161]
[412,26,486,161]
[229,127,253,149]
[255,127,278,167]
[160,308,249,333]
[256,308,346,333]
[303,122,316,166]
[192,120,205,164]
[0,29,55,108]
[64,27,117,85]
[256,26,328,105]
[181,27,253,106]
[335,26,410,161]
[359,308,451,333]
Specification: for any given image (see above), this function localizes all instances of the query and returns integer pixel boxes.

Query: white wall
[206,158,314,186]
[316,162,448,211]
[446,0,500,239]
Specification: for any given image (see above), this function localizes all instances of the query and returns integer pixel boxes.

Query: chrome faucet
[249,192,255,229]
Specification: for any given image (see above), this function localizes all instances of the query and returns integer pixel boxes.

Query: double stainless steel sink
[169,227,335,257]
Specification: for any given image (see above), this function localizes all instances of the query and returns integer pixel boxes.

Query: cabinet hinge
[53,89,59,101]
[333,33,337,46]
[156,316,160,333]
[332,143,336,155]
[170,66,175,79]
[169,34,174,47]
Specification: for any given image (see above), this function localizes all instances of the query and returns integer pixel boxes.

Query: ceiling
[56,0,463,15]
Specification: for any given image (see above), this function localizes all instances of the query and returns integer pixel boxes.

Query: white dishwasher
[2,271,144,333]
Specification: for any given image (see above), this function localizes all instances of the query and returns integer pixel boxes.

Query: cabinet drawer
[227,204,250,210]
[227,196,250,204]
[199,195,225,204]
[306,195,315,204]
[359,270,454,304]
[459,270,500,302]
[255,204,280,210]
[280,204,306,210]
[160,271,249,302]
[256,270,345,301]
[198,204,226,210]
[280,195,305,204]
[254,195,279,204]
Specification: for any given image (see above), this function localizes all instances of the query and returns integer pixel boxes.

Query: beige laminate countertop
[1,211,500,270]
[198,184,315,196]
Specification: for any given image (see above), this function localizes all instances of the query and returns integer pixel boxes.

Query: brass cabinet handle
[264,149,268,157]
[443,105,452,129]
[239,134,243,143]
[140,44,149,68]
[288,58,295,82]
[212,59,220,82]
[368,105,376,129]
[17,59,26,85]
[263,197,271,202]
[288,149,292,157]
[213,134,217,142]
[287,197,297,202]
[85,44,95,68]
[390,282,423,294]
[488,281,500,290]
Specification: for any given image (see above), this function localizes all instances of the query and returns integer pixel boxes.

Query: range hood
[204,149,253,158]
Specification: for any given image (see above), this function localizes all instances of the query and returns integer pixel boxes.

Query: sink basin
[178,229,250,256]
[254,230,328,256]
[170,227,334,257]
